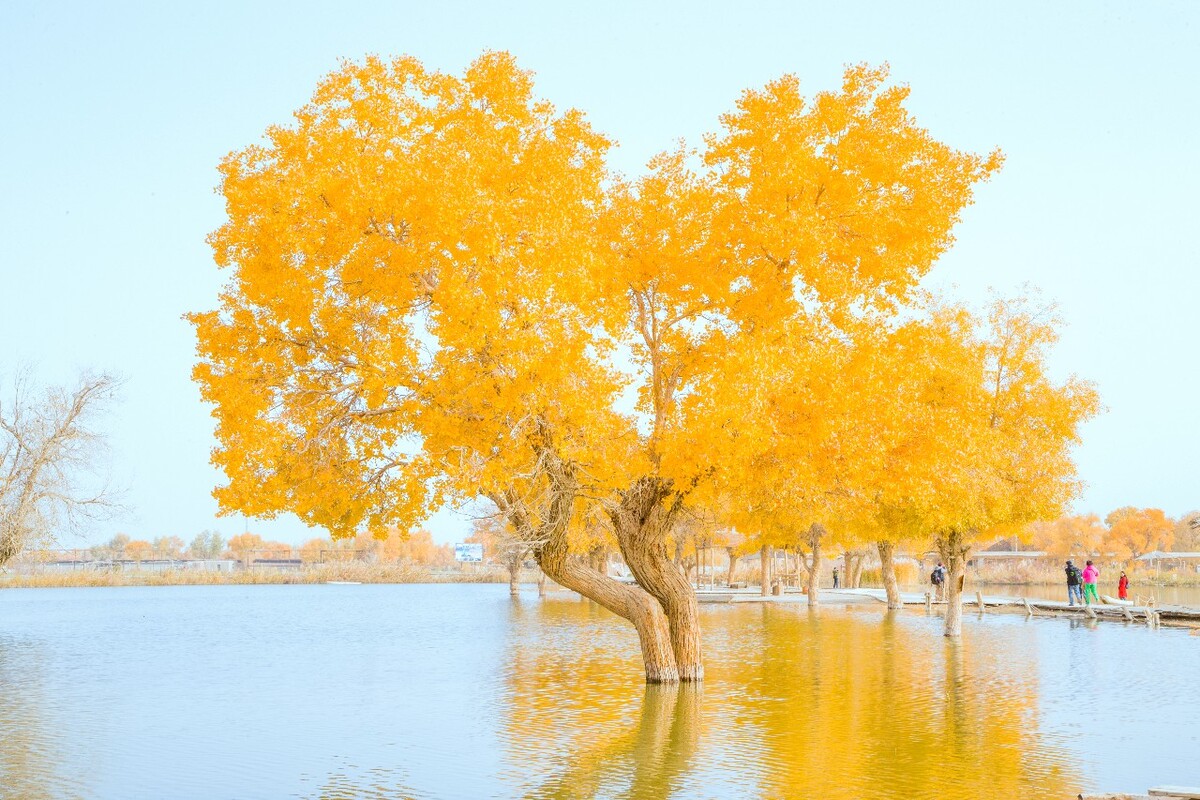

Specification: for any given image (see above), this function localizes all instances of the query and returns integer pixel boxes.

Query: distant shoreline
[0,563,526,589]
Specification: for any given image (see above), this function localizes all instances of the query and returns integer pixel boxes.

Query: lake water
[1,584,1197,799]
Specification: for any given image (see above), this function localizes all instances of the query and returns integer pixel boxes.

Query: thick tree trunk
[877,540,902,610]
[805,527,823,607]
[537,533,679,683]
[937,529,970,637]
[760,545,772,596]
[608,477,703,681]
[537,569,548,598]
[490,456,679,683]
[508,561,520,597]
[726,547,738,586]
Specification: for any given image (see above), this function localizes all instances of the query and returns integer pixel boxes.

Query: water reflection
[1,585,1195,798]
[503,600,1080,800]
[517,684,700,800]
[304,765,425,800]
[0,637,88,800]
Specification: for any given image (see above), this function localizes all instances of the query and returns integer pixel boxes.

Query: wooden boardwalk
[693,586,1200,627]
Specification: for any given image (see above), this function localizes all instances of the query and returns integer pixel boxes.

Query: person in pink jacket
[1081,560,1100,605]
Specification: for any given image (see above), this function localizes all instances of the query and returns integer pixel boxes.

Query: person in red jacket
[1118,570,1130,600]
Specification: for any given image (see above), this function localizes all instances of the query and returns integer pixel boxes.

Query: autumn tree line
[190,53,1099,683]
[65,529,458,567]
[1028,508,1200,565]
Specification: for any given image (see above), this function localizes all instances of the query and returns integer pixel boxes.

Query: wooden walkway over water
[694,586,1200,628]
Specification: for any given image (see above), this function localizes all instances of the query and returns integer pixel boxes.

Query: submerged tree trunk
[804,525,824,607]
[537,542,679,682]
[508,560,521,597]
[537,569,548,597]
[877,540,901,610]
[490,458,679,683]
[608,477,703,681]
[937,529,970,637]
[760,545,772,596]
[726,547,738,586]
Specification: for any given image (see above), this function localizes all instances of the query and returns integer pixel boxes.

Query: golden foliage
[190,51,1092,573]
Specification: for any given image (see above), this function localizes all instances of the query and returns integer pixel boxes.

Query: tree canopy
[192,51,1095,675]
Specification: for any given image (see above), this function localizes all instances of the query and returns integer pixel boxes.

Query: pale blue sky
[1,1,1196,547]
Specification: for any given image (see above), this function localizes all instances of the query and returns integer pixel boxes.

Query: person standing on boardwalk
[1082,560,1100,605]
[1065,560,1083,606]
[832,566,840,589]
[1118,570,1130,601]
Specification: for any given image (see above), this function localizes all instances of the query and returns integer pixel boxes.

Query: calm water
[1,584,1197,800]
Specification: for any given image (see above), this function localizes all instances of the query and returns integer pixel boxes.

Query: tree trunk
[937,529,970,637]
[490,458,679,684]
[726,547,738,586]
[508,560,520,597]
[877,540,902,610]
[760,545,772,596]
[608,477,703,681]
[537,569,548,597]
[537,532,679,683]
[805,526,824,607]
[851,552,866,588]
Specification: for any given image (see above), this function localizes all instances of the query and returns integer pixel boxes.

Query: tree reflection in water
[0,637,88,800]
[503,598,1080,800]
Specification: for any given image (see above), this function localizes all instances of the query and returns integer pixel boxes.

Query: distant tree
[125,539,153,563]
[381,529,452,566]
[188,530,225,559]
[1029,514,1106,562]
[1173,511,1200,552]
[299,537,332,563]
[259,540,294,560]
[225,532,265,565]
[99,533,130,560]
[468,516,528,595]
[152,535,184,559]
[1105,507,1174,561]
[1,371,121,567]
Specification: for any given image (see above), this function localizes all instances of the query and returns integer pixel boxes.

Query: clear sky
[1,1,1196,548]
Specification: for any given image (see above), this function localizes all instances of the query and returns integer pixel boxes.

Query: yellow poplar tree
[190,52,689,682]
[192,53,1004,681]
[598,64,1000,670]
[909,297,1099,636]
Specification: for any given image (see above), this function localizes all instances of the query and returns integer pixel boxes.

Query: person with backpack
[1082,560,1100,605]
[931,562,946,601]
[1065,560,1083,606]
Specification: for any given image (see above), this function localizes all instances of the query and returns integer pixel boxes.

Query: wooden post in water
[1023,598,1034,617]
[1084,604,1096,619]
[1122,606,1134,622]
[925,591,932,613]
[976,591,985,613]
